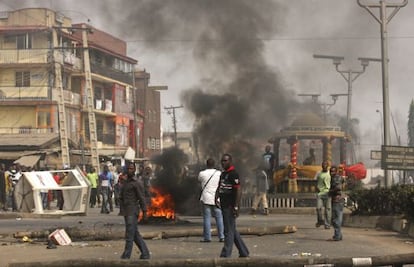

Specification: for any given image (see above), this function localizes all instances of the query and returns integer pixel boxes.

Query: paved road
[0,208,413,266]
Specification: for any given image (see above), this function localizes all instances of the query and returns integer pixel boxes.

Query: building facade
[0,8,163,170]
[135,70,165,159]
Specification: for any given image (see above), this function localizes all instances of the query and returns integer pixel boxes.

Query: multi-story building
[135,70,166,159]
[0,8,162,170]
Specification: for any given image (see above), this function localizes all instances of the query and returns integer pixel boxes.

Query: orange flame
[145,187,175,219]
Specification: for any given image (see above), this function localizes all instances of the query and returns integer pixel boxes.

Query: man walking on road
[216,153,249,258]
[198,158,224,242]
[250,162,269,215]
[316,160,331,229]
[329,165,345,241]
[119,162,150,260]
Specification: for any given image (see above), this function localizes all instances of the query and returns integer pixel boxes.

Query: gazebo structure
[270,113,349,193]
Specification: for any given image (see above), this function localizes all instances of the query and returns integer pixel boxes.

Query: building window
[15,71,30,87]
[146,137,150,149]
[16,34,32,49]
[128,87,133,104]
[119,124,128,146]
[37,111,51,129]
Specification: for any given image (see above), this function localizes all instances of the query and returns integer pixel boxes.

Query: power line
[124,35,414,43]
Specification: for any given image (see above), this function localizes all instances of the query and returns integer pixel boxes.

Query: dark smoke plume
[98,0,302,161]
[151,146,198,214]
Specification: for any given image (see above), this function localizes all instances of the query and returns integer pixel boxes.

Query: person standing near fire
[216,153,249,258]
[198,158,224,242]
[119,162,150,260]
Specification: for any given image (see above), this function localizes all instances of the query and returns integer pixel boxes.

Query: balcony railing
[0,49,82,69]
[0,127,54,134]
[0,49,51,64]
[90,63,133,84]
[0,86,50,100]
[81,95,113,113]
[51,89,81,106]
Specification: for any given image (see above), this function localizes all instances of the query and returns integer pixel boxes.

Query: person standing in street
[87,167,98,208]
[262,145,275,193]
[99,165,113,214]
[329,165,345,241]
[250,162,269,215]
[315,160,331,229]
[119,162,150,260]
[216,153,249,258]
[198,158,224,243]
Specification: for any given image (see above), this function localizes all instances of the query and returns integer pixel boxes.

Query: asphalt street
[0,207,413,266]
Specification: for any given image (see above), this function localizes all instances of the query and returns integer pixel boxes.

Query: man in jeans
[216,153,249,258]
[119,162,150,260]
[99,165,113,214]
[329,165,345,241]
[198,158,224,242]
[315,160,331,229]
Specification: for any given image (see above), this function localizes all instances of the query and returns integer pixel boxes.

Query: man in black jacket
[119,162,150,260]
[216,153,249,258]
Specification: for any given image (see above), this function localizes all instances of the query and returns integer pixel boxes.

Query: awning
[14,155,41,167]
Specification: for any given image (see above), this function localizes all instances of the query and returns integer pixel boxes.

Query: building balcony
[0,127,54,134]
[0,49,82,70]
[51,89,81,106]
[81,95,115,114]
[0,49,50,65]
[0,86,50,100]
[90,63,133,84]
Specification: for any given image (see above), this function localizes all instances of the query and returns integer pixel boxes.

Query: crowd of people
[0,163,69,212]
[84,162,153,216]
[0,144,351,260]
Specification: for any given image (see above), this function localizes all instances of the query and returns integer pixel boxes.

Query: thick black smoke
[99,0,301,161]
[151,146,199,214]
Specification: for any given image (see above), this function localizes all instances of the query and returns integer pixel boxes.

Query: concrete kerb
[7,253,414,267]
[2,208,414,238]
[343,213,414,237]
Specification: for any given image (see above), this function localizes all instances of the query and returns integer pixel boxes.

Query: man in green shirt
[87,168,99,208]
[315,160,331,229]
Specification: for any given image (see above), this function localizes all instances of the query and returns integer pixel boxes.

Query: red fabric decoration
[345,162,367,180]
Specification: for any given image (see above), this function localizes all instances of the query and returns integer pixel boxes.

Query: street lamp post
[298,93,343,123]
[357,0,407,188]
[313,54,380,164]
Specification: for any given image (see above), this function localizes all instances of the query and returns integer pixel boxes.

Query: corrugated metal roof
[14,155,41,167]
[0,133,59,148]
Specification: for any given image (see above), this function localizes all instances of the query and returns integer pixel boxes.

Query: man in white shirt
[198,158,224,242]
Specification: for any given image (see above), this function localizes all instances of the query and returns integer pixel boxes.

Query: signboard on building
[381,145,414,171]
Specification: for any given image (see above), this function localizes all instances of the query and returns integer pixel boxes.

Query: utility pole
[132,69,140,158]
[357,0,407,188]
[313,54,380,164]
[81,24,100,173]
[164,105,183,147]
[52,27,70,168]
